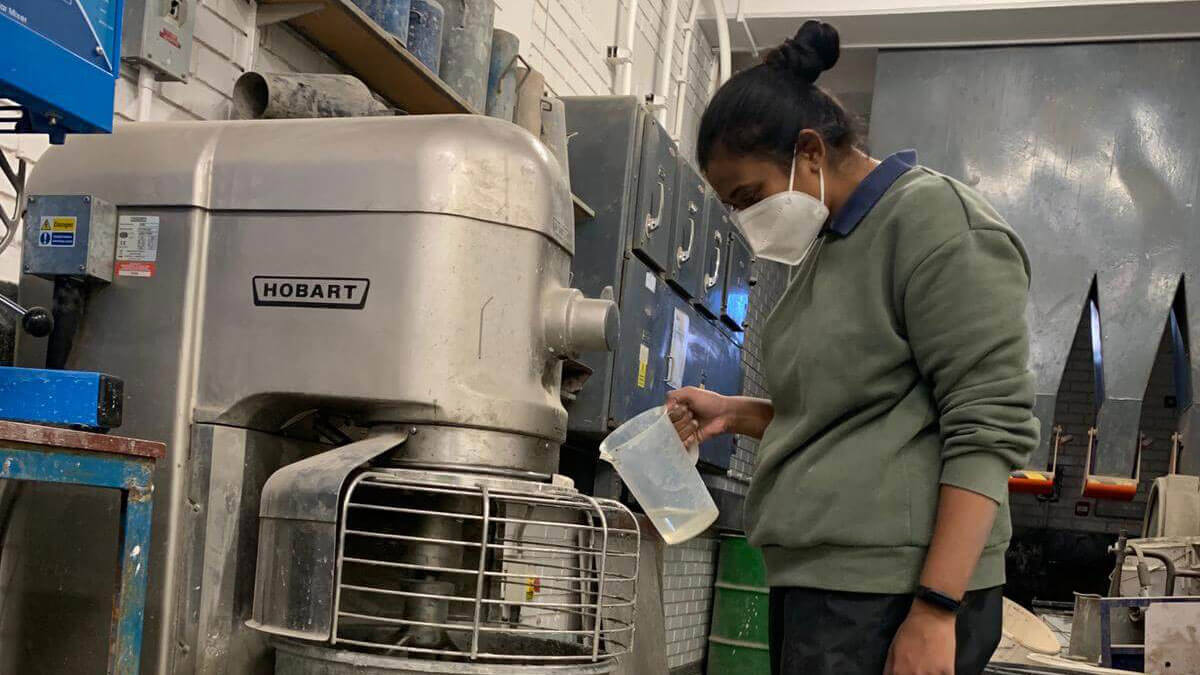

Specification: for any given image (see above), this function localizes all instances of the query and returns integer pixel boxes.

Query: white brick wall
[663,535,720,669]
[496,0,717,159]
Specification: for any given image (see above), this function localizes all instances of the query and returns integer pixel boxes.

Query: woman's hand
[666,387,734,447]
[883,603,956,675]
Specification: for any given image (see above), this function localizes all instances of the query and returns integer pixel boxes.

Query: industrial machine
[870,40,1200,499]
[8,114,637,674]
[0,0,124,140]
[561,96,751,472]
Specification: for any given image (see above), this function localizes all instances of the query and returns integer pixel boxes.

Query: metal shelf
[572,194,594,222]
[256,0,595,223]
[258,0,476,115]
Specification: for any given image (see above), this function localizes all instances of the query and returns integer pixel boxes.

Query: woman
[666,21,1039,675]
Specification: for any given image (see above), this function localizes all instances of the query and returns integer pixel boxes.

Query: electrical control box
[23,195,117,282]
[123,0,197,82]
[0,0,125,139]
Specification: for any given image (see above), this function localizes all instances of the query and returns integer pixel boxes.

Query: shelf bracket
[257,2,326,27]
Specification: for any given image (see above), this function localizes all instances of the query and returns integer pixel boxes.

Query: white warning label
[116,215,160,277]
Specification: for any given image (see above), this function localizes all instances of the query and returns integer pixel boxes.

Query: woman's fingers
[673,409,696,435]
[667,403,688,422]
[680,419,701,446]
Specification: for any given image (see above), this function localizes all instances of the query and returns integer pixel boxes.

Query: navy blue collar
[826,150,917,236]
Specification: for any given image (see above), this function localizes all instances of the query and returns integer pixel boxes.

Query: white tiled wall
[663,535,720,669]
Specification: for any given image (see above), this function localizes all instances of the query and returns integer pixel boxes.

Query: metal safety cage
[330,469,640,664]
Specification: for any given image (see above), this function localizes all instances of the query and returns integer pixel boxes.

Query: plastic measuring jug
[599,406,719,544]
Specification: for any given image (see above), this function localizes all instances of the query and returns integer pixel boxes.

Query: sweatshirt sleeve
[902,227,1040,503]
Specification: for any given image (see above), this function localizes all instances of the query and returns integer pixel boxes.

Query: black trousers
[768,586,1004,675]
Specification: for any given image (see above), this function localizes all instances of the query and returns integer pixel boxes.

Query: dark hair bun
[765,20,840,84]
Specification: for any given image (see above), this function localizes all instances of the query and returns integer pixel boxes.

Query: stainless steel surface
[12,115,605,674]
[13,206,206,674]
[322,468,638,663]
[1144,601,1200,673]
[251,432,408,642]
[173,425,329,674]
[382,425,559,476]
[23,194,116,282]
[540,96,571,179]
[197,210,575,441]
[1067,593,1142,664]
[274,640,618,674]
[28,116,573,252]
[1116,537,1200,597]
[544,288,621,359]
[869,42,1200,481]
[232,72,391,119]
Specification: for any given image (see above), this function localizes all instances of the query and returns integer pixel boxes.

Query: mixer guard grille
[331,469,639,664]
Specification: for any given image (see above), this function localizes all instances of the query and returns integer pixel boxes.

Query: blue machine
[0,367,123,428]
[0,0,124,142]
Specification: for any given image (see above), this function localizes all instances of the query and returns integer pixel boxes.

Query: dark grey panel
[609,256,672,428]
[632,115,679,272]
[666,158,708,300]
[699,188,732,319]
[562,96,644,435]
[869,41,1200,480]
[701,319,744,470]
[722,228,753,332]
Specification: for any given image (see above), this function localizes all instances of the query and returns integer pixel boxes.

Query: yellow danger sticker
[40,217,77,232]
[637,344,649,388]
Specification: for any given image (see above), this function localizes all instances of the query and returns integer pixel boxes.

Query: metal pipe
[672,0,703,139]
[1128,545,1177,596]
[736,0,759,57]
[232,72,391,119]
[708,0,731,85]
[654,0,681,124]
[136,66,155,121]
[617,0,640,95]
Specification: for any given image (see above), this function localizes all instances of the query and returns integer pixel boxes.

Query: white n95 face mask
[733,145,829,266]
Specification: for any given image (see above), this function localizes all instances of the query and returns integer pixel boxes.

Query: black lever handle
[0,293,54,337]
[22,306,53,338]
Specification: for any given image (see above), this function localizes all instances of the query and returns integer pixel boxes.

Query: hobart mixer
[9,114,637,674]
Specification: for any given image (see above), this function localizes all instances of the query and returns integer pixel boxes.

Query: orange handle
[1008,471,1054,495]
[1082,477,1138,501]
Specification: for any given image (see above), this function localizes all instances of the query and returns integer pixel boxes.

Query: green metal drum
[707,535,770,675]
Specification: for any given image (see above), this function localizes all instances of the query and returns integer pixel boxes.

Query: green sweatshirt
[746,157,1039,593]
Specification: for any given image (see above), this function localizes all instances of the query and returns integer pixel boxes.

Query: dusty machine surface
[8,115,634,674]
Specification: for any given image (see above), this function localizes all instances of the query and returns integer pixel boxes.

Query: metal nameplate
[252,276,370,309]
